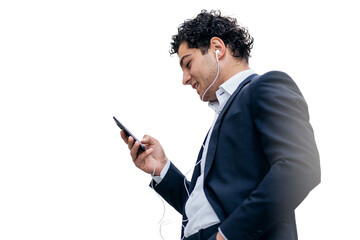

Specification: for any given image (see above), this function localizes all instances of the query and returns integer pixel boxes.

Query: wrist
[155,158,168,176]
[152,160,170,184]
[158,159,169,176]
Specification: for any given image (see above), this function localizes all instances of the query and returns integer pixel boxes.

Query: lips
[191,82,199,89]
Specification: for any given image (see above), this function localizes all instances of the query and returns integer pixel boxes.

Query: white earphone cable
[149,155,167,240]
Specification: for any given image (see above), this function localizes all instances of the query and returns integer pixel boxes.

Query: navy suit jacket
[154,71,321,240]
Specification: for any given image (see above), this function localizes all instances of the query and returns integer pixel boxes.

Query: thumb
[141,134,153,144]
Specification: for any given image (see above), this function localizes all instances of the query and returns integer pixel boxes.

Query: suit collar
[208,69,255,114]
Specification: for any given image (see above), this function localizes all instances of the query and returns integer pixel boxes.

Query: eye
[186,60,191,69]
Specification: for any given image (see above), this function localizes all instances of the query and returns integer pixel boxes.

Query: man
[120,10,321,240]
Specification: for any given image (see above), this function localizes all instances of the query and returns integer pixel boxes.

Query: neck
[221,60,250,84]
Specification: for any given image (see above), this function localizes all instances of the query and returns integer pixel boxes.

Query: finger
[141,134,154,145]
[130,140,140,160]
[127,136,135,150]
[120,131,129,143]
[137,148,154,160]
[133,148,154,174]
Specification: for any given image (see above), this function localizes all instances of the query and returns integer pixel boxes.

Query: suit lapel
[203,74,258,180]
[188,130,209,193]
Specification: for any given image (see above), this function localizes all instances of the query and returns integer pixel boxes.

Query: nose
[182,70,191,85]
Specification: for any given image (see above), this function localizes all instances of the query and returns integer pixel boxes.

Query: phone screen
[113,116,146,152]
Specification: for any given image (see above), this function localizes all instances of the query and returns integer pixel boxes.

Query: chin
[200,95,210,102]
[198,92,206,101]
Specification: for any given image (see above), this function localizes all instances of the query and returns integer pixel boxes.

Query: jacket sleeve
[152,162,189,214]
[220,71,321,239]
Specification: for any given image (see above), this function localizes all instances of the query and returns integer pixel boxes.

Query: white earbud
[215,49,220,62]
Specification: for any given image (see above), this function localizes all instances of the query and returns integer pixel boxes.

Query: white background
[0,0,359,239]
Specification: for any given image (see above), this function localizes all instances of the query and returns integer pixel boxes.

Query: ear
[210,37,226,60]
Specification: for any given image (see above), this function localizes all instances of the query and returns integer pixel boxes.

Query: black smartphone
[113,116,146,152]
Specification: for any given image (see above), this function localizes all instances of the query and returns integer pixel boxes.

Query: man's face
[178,42,219,102]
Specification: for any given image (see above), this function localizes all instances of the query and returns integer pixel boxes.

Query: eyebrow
[180,54,191,68]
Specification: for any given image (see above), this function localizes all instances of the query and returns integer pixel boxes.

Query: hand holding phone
[113,116,146,152]
[114,116,169,176]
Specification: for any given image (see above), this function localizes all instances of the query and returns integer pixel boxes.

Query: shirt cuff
[152,160,171,184]
[218,227,228,240]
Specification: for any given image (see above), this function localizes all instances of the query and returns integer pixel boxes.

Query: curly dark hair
[170,10,254,63]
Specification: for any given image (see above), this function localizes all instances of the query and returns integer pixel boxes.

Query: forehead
[178,42,192,57]
[179,41,209,59]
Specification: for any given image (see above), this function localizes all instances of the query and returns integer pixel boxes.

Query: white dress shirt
[153,69,255,239]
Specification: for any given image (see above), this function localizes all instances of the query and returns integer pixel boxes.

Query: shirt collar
[209,69,255,113]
